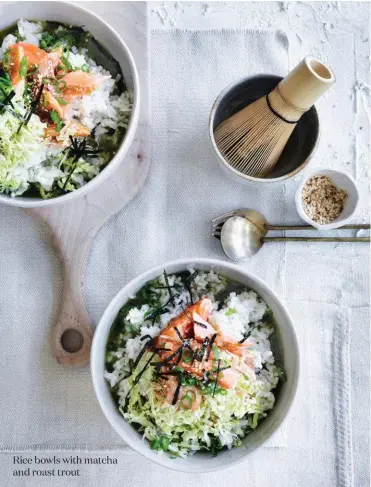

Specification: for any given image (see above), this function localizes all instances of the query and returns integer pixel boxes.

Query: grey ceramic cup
[209,74,320,183]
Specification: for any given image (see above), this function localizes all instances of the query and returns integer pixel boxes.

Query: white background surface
[0,2,369,486]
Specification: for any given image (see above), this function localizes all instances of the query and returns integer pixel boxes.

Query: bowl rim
[294,167,360,229]
[91,258,300,473]
[0,1,140,208]
[209,74,320,183]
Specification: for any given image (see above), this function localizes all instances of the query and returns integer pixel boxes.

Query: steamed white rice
[105,269,276,385]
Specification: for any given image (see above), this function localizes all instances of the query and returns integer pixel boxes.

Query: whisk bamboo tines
[214,56,335,178]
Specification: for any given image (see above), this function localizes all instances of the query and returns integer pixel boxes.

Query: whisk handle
[278,56,335,111]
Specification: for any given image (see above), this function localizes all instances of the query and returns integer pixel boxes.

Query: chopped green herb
[0,72,11,92]
[39,27,90,51]
[81,63,90,73]
[42,77,67,94]
[159,436,170,451]
[212,345,220,360]
[19,56,28,78]
[201,385,213,395]
[275,365,287,382]
[210,436,223,457]
[26,65,38,76]
[185,377,196,386]
[50,109,61,123]
[173,366,184,373]
[150,439,160,450]
[55,64,67,79]
[225,308,237,316]
[61,55,73,71]
[2,50,10,72]
[39,32,55,50]
[56,120,64,133]
[182,349,193,363]
[55,97,67,106]
[262,308,274,323]
[57,79,67,92]
[180,390,196,410]
[151,436,170,451]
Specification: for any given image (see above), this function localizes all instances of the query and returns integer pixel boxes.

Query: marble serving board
[29,2,150,367]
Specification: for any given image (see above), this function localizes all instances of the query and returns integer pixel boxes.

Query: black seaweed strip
[17,83,44,133]
[154,285,178,290]
[171,378,182,405]
[181,270,199,304]
[151,344,184,367]
[163,270,175,306]
[197,337,210,362]
[175,350,183,365]
[194,320,207,329]
[123,336,153,379]
[1,105,23,121]
[206,333,217,360]
[123,351,156,411]
[146,294,179,323]
[212,360,221,397]
[174,326,184,342]
[140,334,153,342]
[211,365,231,373]
[133,352,156,385]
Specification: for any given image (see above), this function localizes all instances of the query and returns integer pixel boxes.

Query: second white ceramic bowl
[295,168,360,229]
[0,1,140,208]
[91,258,300,473]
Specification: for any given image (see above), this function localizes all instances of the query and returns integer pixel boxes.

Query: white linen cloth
[0,28,369,487]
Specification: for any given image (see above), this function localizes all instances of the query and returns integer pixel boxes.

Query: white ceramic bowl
[91,258,300,473]
[0,1,140,208]
[295,168,360,230]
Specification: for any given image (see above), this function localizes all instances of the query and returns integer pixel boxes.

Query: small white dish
[91,258,300,473]
[295,168,360,230]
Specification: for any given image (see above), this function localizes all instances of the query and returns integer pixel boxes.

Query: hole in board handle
[61,329,84,353]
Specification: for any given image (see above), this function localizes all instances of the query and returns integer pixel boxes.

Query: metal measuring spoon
[211,209,370,262]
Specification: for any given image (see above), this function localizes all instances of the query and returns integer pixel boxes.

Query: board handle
[29,204,95,367]
[51,265,93,367]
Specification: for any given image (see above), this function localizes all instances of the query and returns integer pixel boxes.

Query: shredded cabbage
[117,352,280,458]
[0,94,48,195]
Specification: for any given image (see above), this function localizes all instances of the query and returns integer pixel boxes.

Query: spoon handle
[263,237,370,242]
[265,224,370,231]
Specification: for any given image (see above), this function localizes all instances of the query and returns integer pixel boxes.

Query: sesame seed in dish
[301,174,348,225]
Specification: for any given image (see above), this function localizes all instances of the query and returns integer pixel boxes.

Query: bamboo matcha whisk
[214,56,335,178]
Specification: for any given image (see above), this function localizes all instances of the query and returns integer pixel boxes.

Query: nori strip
[171,378,182,406]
